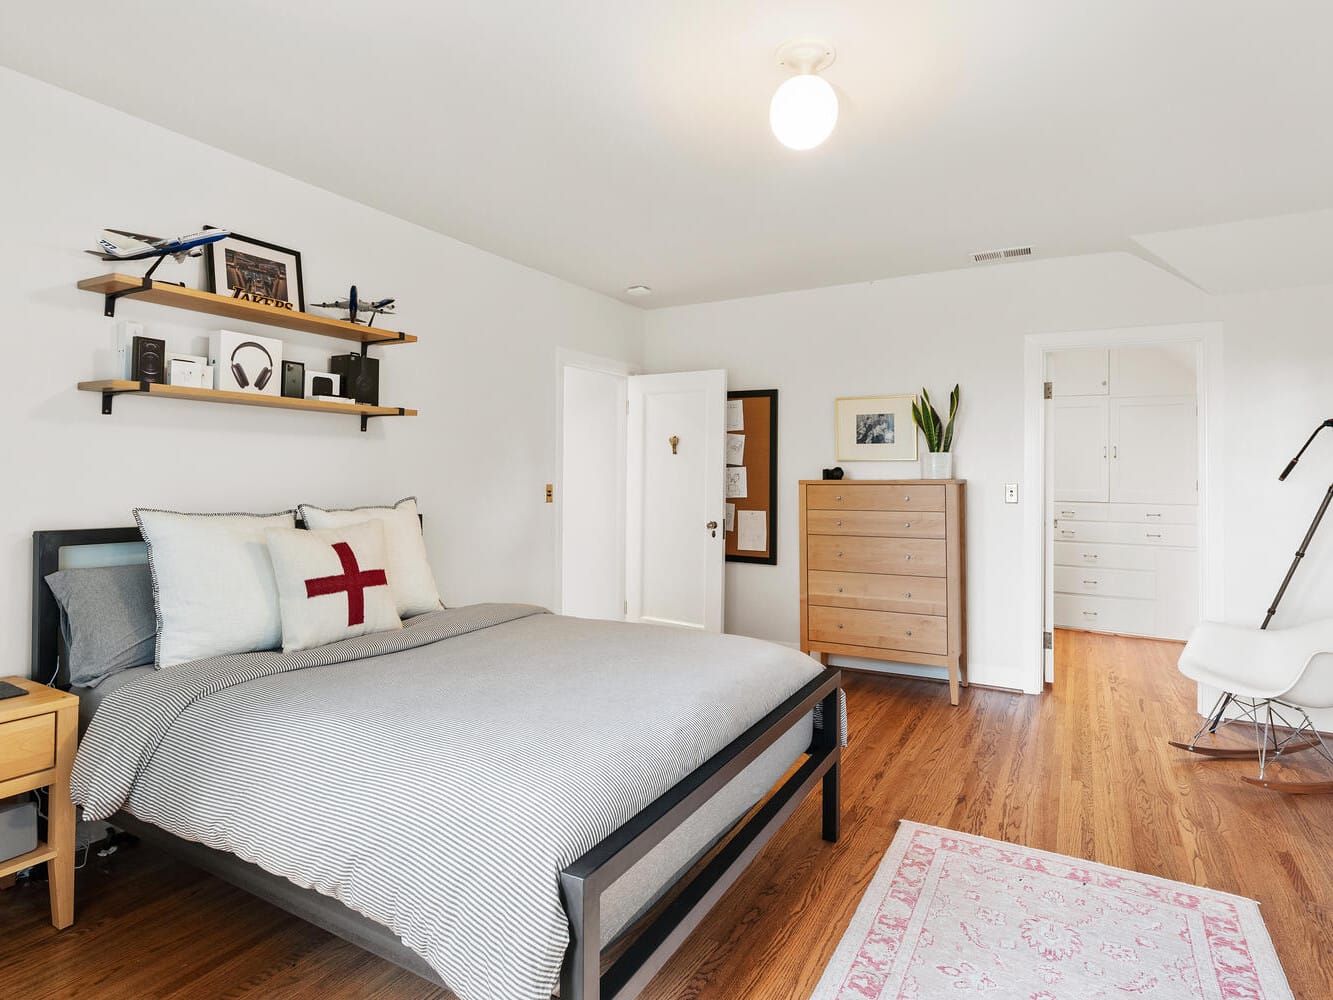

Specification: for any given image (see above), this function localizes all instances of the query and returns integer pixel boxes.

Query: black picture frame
[726,389,779,566]
[202,227,305,311]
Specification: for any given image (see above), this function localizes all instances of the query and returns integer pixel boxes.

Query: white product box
[304,369,341,398]
[208,330,283,396]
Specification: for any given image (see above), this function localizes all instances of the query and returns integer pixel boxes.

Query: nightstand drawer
[0,713,56,782]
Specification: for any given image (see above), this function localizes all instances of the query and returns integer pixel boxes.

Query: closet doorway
[1021,324,1225,691]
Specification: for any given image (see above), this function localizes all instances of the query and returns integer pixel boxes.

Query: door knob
[669,435,680,454]
[706,519,718,537]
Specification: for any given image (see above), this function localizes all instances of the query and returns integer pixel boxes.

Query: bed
[32,526,842,1000]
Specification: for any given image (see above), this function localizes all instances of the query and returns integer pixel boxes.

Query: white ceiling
[4,2,1332,308]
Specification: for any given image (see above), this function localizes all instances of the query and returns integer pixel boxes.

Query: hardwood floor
[2,630,1330,999]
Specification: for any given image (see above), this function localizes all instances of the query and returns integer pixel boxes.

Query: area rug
[810,821,1293,1000]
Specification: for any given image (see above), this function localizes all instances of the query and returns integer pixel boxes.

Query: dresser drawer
[806,484,946,512]
[807,536,946,577]
[1053,541,1155,571]
[1054,593,1154,635]
[1050,502,1109,522]
[806,509,945,539]
[1107,503,1197,525]
[808,606,948,655]
[1053,521,1196,547]
[807,571,948,616]
[0,713,56,783]
[1054,565,1154,600]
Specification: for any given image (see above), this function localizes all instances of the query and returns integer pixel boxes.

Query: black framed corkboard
[725,389,778,565]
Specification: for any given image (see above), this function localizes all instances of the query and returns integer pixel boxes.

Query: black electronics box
[281,360,305,399]
[329,353,380,406]
[130,335,167,384]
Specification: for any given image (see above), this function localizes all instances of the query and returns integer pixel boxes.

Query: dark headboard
[32,527,144,687]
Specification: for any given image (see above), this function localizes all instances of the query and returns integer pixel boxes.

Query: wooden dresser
[798,480,968,704]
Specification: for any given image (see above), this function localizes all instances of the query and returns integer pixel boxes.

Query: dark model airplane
[311,285,397,326]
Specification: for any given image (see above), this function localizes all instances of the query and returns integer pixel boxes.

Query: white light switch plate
[1005,483,1019,504]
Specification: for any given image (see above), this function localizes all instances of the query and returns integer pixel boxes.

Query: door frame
[1021,322,1224,694]
[553,349,639,616]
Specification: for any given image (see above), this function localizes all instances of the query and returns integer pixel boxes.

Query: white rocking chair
[1174,619,1333,793]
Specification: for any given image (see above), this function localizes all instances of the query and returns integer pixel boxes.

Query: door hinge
[1043,630,1054,650]
[1043,381,1053,400]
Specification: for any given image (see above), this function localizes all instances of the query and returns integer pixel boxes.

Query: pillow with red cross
[266,520,402,652]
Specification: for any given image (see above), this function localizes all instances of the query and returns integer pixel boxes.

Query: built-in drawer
[1054,565,1155,600]
[1053,521,1196,547]
[805,484,946,512]
[1054,593,1154,636]
[1107,503,1197,525]
[808,606,948,655]
[807,570,948,616]
[807,536,946,577]
[0,713,55,783]
[1050,502,1109,522]
[806,510,946,539]
[1054,541,1155,571]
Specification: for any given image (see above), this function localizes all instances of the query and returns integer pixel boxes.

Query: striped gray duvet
[70,605,834,1000]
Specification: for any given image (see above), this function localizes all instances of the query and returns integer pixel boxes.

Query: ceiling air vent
[972,246,1033,263]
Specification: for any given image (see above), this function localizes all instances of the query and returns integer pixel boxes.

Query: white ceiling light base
[775,40,835,75]
[771,41,838,151]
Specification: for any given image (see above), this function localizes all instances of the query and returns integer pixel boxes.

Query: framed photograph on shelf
[203,228,305,311]
[835,394,918,461]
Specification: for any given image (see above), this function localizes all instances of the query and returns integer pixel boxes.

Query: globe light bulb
[769,73,838,151]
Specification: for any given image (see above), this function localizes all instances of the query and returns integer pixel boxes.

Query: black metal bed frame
[32,526,842,1000]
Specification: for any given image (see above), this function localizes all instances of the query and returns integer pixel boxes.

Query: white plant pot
[922,452,953,479]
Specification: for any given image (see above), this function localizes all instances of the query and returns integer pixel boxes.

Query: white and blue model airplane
[311,285,396,326]
[85,227,230,263]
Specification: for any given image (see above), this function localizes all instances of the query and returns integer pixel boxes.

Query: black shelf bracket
[104,275,153,318]
[359,407,406,432]
[359,330,408,357]
[101,380,152,414]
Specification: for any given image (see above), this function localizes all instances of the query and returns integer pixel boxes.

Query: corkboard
[725,389,778,565]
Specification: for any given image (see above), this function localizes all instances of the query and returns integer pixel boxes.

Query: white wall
[1,68,643,675]
[644,252,1333,695]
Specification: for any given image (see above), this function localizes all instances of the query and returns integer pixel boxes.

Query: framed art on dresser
[835,394,918,462]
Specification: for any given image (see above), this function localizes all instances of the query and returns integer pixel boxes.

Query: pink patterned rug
[811,821,1293,1000]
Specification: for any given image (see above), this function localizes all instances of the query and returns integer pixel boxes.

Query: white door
[1052,397,1109,502]
[1049,348,1109,396]
[625,371,727,631]
[1109,396,1198,504]
[559,365,627,620]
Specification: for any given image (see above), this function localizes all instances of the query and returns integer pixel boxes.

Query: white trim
[553,350,639,615]
[1022,322,1224,695]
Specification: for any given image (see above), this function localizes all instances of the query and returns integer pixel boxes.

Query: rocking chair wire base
[1172,690,1333,793]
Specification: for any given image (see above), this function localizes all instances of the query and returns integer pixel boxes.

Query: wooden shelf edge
[78,381,418,419]
[0,842,56,879]
[78,273,417,346]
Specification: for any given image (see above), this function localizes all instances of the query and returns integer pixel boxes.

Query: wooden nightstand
[0,677,77,928]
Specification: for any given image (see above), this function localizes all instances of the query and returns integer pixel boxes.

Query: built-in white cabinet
[1049,348,1109,396]
[1048,345,1199,642]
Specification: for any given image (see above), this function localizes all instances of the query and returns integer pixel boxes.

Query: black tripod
[1206,418,1333,733]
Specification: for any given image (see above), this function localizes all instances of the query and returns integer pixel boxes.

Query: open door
[625,370,727,631]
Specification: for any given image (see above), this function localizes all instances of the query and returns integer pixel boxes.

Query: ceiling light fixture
[625,284,653,297]
[770,41,838,151]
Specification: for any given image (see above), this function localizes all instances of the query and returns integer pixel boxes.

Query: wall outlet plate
[1005,483,1019,504]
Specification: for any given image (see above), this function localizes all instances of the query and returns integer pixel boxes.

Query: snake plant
[911,384,960,453]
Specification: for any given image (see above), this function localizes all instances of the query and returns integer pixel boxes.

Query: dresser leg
[48,705,77,929]
[947,662,961,706]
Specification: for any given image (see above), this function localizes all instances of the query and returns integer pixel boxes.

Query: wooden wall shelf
[78,380,418,432]
[78,273,418,347]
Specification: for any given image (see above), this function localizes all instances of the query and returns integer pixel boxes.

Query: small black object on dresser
[822,467,845,480]
[330,352,380,406]
[130,335,166,384]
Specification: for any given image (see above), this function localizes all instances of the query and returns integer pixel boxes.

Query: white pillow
[134,508,295,669]
[297,497,442,617]
[266,520,402,652]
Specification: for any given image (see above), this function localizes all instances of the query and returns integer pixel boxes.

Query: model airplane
[86,228,230,263]
[311,285,396,326]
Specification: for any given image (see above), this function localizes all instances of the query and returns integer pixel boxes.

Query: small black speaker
[311,375,333,396]
[329,353,380,406]
[130,336,166,384]
[281,361,305,399]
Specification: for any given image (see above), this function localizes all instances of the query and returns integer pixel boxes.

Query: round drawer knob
[837,623,844,629]
[837,586,844,593]
[904,522,911,528]
[905,630,913,637]
[836,519,843,526]
[837,551,844,558]
[904,496,911,502]
[904,554,912,561]
[835,495,843,501]
[904,592,912,598]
